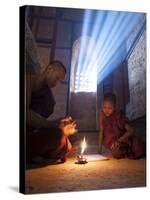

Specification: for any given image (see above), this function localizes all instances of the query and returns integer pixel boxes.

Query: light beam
[72,10,145,93]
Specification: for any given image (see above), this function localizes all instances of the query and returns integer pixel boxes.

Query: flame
[81,136,86,154]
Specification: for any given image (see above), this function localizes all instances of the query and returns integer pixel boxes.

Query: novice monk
[98,92,146,159]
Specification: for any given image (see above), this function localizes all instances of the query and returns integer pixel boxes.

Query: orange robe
[103,110,145,159]
[26,84,72,162]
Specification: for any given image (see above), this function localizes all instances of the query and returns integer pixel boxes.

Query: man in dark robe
[25,21,76,164]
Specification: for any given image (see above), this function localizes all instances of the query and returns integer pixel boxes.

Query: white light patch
[75,72,97,93]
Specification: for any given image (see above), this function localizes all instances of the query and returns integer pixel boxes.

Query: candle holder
[76,154,88,164]
[75,136,87,164]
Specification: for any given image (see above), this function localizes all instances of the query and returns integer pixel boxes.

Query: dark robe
[26,84,72,162]
[103,110,145,159]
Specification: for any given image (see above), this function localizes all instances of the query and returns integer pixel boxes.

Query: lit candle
[81,136,86,156]
[76,136,88,164]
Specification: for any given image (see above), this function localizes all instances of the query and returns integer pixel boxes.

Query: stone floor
[25,130,146,194]
[25,155,146,194]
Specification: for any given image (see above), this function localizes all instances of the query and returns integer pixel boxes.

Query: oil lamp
[76,136,88,164]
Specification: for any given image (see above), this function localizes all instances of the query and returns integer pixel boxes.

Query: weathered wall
[126,30,146,120]
[69,92,96,131]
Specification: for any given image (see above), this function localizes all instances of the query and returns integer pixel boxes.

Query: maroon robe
[103,110,145,159]
[26,84,72,162]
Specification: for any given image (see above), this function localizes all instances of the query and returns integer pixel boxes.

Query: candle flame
[81,136,86,154]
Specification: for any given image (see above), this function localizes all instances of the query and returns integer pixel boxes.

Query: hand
[62,121,77,136]
[59,116,77,136]
[111,141,121,150]
[59,116,73,126]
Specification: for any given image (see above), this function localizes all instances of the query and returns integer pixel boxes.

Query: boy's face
[102,100,114,117]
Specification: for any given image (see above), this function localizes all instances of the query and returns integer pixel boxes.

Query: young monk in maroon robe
[98,93,146,159]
